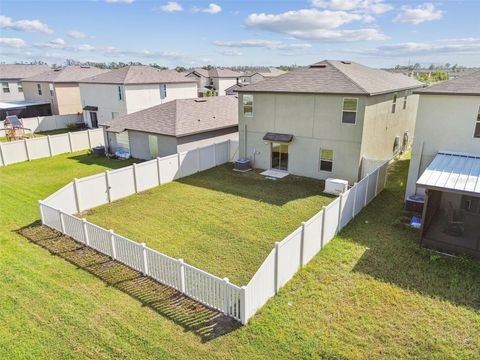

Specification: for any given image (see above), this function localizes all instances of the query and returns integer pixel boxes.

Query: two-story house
[79,65,197,128]
[21,66,108,116]
[405,71,480,258]
[186,68,243,96]
[236,60,423,184]
[0,64,50,102]
[239,67,286,85]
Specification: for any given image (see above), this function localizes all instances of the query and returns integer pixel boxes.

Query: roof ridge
[326,60,369,95]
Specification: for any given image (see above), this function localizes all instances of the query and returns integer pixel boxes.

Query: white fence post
[73,178,81,213]
[105,171,111,203]
[38,201,45,224]
[178,258,185,292]
[320,206,326,248]
[177,152,182,178]
[364,175,369,206]
[156,157,161,185]
[87,129,92,149]
[68,132,73,152]
[59,209,65,234]
[36,116,41,129]
[82,218,89,246]
[274,241,280,294]
[227,139,231,162]
[47,135,53,157]
[109,229,116,259]
[196,147,200,172]
[213,143,217,166]
[223,277,230,315]
[300,222,306,267]
[0,143,4,166]
[337,194,343,232]
[24,139,30,161]
[141,243,148,276]
[132,163,138,193]
[240,286,247,324]
[375,169,380,196]
[352,183,357,218]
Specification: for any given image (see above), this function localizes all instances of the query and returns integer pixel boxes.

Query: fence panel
[339,188,355,230]
[135,160,158,192]
[146,249,181,290]
[354,177,368,216]
[89,129,104,147]
[44,183,77,214]
[199,144,215,171]
[49,134,71,155]
[27,137,51,160]
[215,141,229,165]
[377,163,388,193]
[70,132,90,152]
[184,265,225,312]
[323,198,340,245]
[41,203,62,231]
[108,166,135,201]
[86,222,112,256]
[159,154,179,183]
[366,170,378,204]
[62,213,85,243]
[277,227,302,288]
[229,140,239,161]
[2,141,28,165]
[179,150,198,177]
[114,234,144,272]
[76,173,108,211]
[303,210,323,264]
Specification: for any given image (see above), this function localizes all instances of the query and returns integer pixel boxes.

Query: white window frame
[17,82,23,93]
[474,105,480,139]
[160,84,167,100]
[341,97,358,125]
[118,85,123,101]
[2,82,10,93]
[243,94,254,117]
[49,83,54,96]
[319,148,334,172]
[392,93,398,114]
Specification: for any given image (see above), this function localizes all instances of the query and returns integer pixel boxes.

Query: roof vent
[80,66,91,69]
[341,61,351,64]
[54,68,61,71]
[310,64,327,68]
[195,99,207,102]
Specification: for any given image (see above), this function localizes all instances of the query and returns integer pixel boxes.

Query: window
[37,83,42,95]
[243,94,253,117]
[49,83,54,96]
[342,98,357,124]
[2,82,10,93]
[403,94,407,110]
[319,149,333,172]
[393,136,400,154]
[160,84,167,99]
[111,112,119,119]
[475,106,480,138]
[392,93,398,113]
[117,86,123,101]
[17,82,23,93]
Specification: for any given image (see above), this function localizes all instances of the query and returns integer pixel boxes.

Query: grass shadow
[177,164,335,206]
[17,221,241,342]
[345,158,480,310]
[67,152,139,169]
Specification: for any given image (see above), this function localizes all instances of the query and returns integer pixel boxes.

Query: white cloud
[50,38,66,46]
[0,15,53,34]
[158,1,183,13]
[213,39,312,50]
[245,9,387,41]
[193,3,222,14]
[68,30,87,39]
[221,49,243,56]
[0,37,26,48]
[105,0,134,3]
[394,3,443,25]
[311,0,393,14]
[34,38,96,52]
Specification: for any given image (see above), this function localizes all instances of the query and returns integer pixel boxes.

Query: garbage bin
[405,194,425,213]
[92,146,105,156]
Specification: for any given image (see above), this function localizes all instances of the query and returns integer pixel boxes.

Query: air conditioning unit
[324,178,348,195]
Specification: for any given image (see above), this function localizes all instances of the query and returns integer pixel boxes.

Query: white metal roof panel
[417,151,480,195]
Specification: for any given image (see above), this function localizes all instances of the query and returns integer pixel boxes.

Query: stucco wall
[125,130,178,160]
[238,92,365,183]
[80,83,127,126]
[405,94,480,197]
[214,78,238,96]
[0,80,25,101]
[55,83,83,115]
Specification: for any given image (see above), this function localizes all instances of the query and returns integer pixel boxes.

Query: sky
[0,0,479,68]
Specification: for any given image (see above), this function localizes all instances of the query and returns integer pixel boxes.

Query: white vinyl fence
[0,114,81,137]
[39,140,390,325]
[0,128,104,166]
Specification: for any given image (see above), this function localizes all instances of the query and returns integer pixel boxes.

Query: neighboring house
[102,96,238,160]
[21,66,108,115]
[239,67,286,85]
[404,71,480,258]
[79,66,197,128]
[0,64,50,102]
[225,82,250,96]
[186,68,243,96]
[236,60,423,184]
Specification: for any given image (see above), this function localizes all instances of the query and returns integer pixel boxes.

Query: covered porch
[418,151,480,258]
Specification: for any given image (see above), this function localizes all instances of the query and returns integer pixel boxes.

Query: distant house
[21,66,108,116]
[405,71,480,258]
[0,64,50,102]
[79,65,197,128]
[236,60,423,183]
[102,96,238,160]
[239,67,286,85]
[186,68,243,96]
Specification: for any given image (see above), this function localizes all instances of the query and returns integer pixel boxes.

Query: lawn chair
[445,202,465,236]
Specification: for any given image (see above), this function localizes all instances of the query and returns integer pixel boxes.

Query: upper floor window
[474,106,480,138]
[392,93,398,113]
[342,98,357,124]
[319,149,333,172]
[160,84,167,99]
[243,94,253,117]
[117,86,123,100]
[37,83,42,95]
[2,82,10,93]
[49,83,54,96]
[17,82,23,93]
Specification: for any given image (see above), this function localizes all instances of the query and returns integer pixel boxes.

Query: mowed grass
[1,152,479,359]
[84,165,333,285]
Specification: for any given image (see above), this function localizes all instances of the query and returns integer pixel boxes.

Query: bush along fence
[0,128,104,166]
[0,114,81,137]
[38,140,389,325]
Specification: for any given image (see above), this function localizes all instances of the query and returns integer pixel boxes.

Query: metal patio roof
[417,151,480,195]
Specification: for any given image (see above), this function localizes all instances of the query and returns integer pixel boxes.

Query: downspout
[243,123,247,159]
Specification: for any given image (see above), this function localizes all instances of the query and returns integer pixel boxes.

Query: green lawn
[0,128,79,142]
[84,165,333,285]
[1,153,479,359]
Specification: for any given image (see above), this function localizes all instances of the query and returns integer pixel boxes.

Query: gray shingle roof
[80,65,195,85]
[414,70,480,96]
[237,60,423,96]
[21,66,108,83]
[189,68,243,79]
[0,64,51,80]
[104,96,238,137]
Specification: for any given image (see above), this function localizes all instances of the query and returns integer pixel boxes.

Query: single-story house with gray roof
[102,95,238,160]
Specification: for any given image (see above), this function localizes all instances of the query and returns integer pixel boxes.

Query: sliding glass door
[271,142,288,171]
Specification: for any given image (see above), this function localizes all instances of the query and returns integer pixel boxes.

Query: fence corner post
[105,170,111,203]
[178,258,185,293]
[24,138,30,161]
[0,142,4,166]
[109,229,116,259]
[73,178,81,213]
[156,157,162,185]
[320,206,326,249]
[375,169,380,196]
[87,129,92,149]
[300,222,306,267]
[47,135,53,157]
[196,147,200,172]
[213,142,217,166]
[223,277,230,315]
[352,183,358,218]
[132,163,138,193]
[82,218,89,246]
[227,139,231,162]
[38,200,45,225]
[177,152,182,178]
[68,132,73,152]
[364,175,369,206]
[59,208,65,234]
[141,242,148,276]
[337,193,343,233]
[274,242,280,294]
[240,285,247,325]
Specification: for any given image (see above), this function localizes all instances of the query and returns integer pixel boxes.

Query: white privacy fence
[39,140,389,325]
[0,128,105,166]
[0,114,81,137]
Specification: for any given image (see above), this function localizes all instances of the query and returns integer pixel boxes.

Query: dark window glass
[342,112,356,124]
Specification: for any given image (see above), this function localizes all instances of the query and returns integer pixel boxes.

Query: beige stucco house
[186,68,243,96]
[404,71,480,258]
[21,66,108,115]
[0,64,50,102]
[236,60,423,184]
[79,66,197,128]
